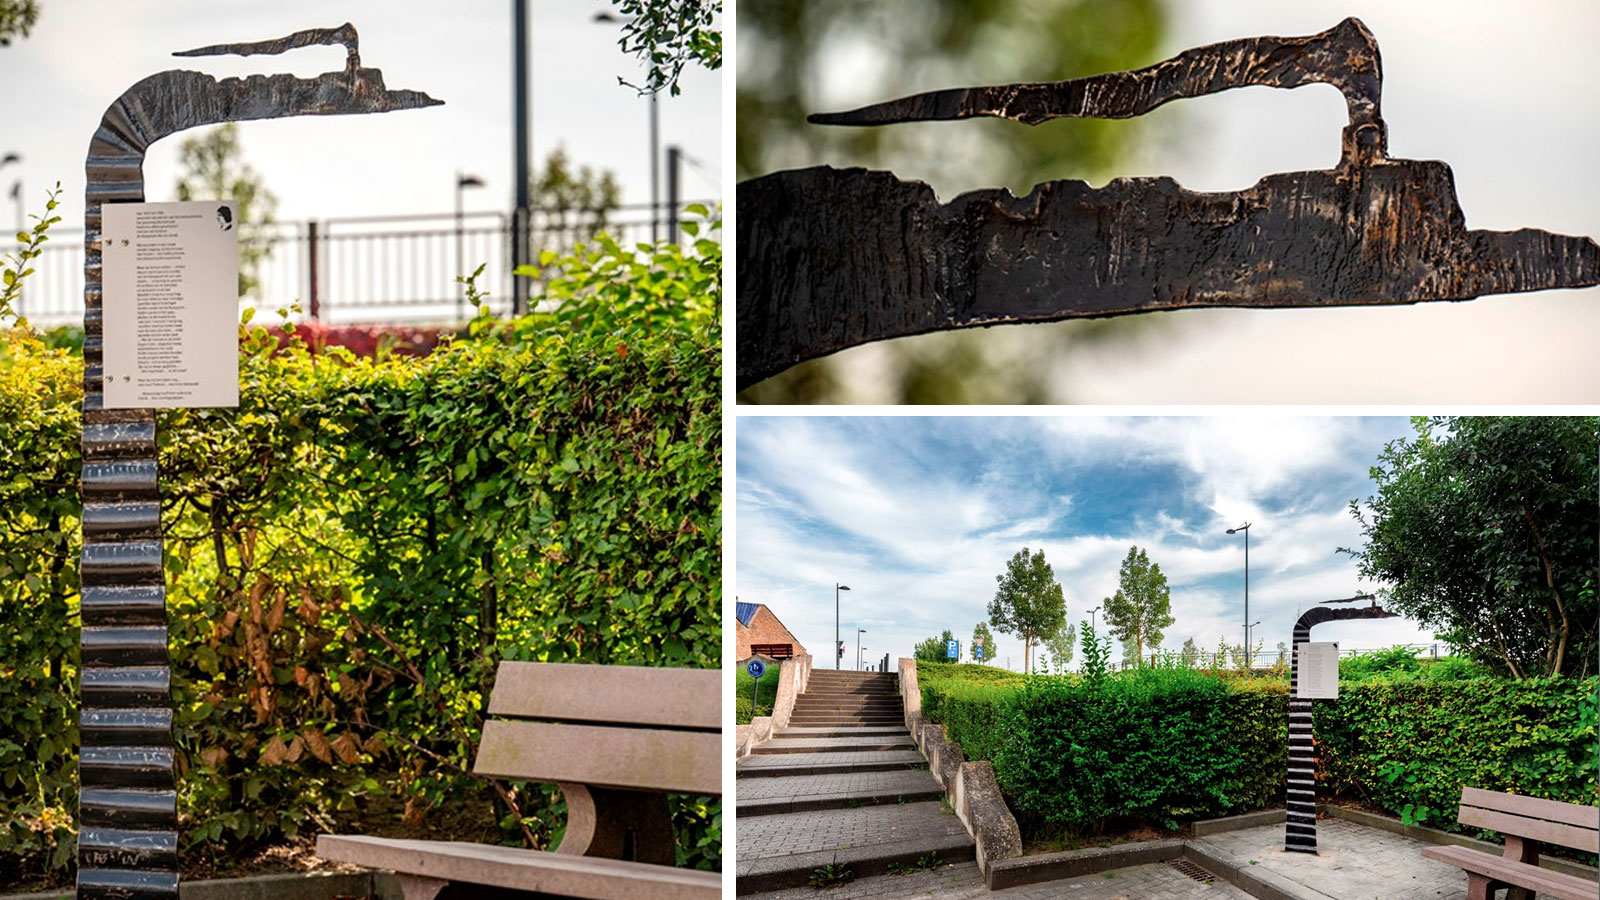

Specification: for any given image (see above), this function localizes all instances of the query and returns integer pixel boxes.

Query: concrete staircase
[735,670,975,892]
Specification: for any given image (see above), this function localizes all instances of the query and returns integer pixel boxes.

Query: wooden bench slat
[317,834,720,900]
[486,662,720,730]
[1421,846,1598,900]
[475,720,721,795]
[1461,786,1600,831]
[1458,805,1600,854]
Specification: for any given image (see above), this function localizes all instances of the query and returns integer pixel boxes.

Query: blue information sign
[975,643,984,660]
[946,639,959,659]
[747,659,766,679]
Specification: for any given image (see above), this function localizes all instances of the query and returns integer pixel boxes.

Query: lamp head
[457,174,485,188]
[1,153,18,166]
[838,585,851,591]
[1227,522,1251,534]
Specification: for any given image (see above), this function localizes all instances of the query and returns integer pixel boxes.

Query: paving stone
[744,860,1253,899]
[737,768,943,815]
[1196,817,1473,900]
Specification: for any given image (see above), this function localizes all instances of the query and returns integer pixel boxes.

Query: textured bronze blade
[79,24,441,900]
[736,17,1600,390]
[810,16,1384,160]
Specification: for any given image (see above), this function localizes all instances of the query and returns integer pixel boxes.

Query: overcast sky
[785,0,1600,402]
[737,415,1445,671]
[0,0,721,229]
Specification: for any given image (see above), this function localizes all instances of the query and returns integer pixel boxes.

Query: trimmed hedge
[918,663,1597,843]
[1,228,723,884]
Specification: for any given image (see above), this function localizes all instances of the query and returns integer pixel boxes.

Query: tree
[970,622,995,665]
[914,629,957,664]
[1102,546,1173,665]
[1345,416,1598,678]
[989,547,1067,674]
[609,0,720,96]
[528,148,622,259]
[0,0,38,45]
[174,123,278,298]
[1180,636,1200,668]
[1041,621,1075,673]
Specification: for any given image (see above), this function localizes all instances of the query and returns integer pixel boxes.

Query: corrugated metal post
[306,220,321,321]
[75,25,440,899]
[1284,598,1396,855]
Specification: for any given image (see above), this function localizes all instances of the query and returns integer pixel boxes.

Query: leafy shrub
[917,661,1595,847]
[0,222,722,884]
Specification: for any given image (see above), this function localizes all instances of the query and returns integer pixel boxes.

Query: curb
[986,838,1185,890]
[734,830,976,895]
[1182,840,1340,900]
[1193,808,1287,836]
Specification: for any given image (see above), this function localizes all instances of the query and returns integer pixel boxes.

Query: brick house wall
[736,603,807,660]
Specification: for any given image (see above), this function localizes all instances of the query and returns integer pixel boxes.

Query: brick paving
[746,860,1253,899]
[737,801,971,861]
[736,768,942,804]
[1195,817,1470,900]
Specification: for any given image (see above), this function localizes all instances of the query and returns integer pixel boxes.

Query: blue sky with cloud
[737,416,1442,671]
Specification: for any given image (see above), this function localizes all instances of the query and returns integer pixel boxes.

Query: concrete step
[775,726,909,739]
[751,735,916,754]
[736,768,943,817]
[794,698,903,709]
[737,749,929,778]
[785,717,905,727]
[735,801,974,893]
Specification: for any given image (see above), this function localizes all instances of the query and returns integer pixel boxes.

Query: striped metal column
[1283,601,1395,854]
[78,97,180,899]
[72,26,441,899]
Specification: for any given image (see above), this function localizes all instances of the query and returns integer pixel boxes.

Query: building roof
[735,601,760,627]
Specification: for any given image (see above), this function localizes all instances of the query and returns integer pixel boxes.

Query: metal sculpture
[736,17,1600,389]
[78,25,439,899]
[1284,594,1395,854]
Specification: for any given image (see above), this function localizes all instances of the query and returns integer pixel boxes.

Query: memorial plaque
[1296,641,1339,699]
[102,201,239,409]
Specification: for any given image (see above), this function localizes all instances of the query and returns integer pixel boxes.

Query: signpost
[946,639,959,660]
[747,658,766,714]
[974,637,984,662]
[77,24,440,899]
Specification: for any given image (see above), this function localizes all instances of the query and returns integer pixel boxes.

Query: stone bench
[1420,786,1598,900]
[318,661,721,900]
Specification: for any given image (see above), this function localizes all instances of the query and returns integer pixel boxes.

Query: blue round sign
[747,659,766,679]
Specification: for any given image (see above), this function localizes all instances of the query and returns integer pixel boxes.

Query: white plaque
[1296,641,1339,699]
[102,201,239,408]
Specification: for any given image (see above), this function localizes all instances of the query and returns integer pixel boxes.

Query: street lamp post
[454,172,485,321]
[835,583,850,670]
[856,628,866,672]
[594,11,661,243]
[1090,605,1101,631]
[1227,522,1252,667]
[1247,620,1261,668]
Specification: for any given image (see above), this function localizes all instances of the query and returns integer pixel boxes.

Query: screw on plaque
[736,17,1599,390]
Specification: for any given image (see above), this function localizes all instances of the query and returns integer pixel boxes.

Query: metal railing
[12,201,714,327]
[1116,641,1459,670]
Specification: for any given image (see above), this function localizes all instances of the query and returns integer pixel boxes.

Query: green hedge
[0,229,723,884]
[918,663,1596,843]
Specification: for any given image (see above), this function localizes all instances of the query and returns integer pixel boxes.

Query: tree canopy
[174,123,277,299]
[0,0,37,46]
[970,621,995,665]
[914,629,957,663]
[610,0,721,96]
[989,547,1066,674]
[1101,546,1173,664]
[1346,416,1598,678]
